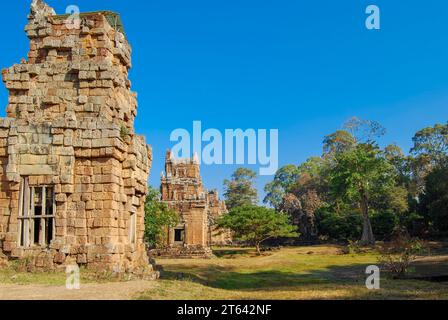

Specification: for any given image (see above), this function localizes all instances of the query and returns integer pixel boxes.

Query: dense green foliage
[264,165,300,210]
[263,118,448,244]
[217,205,298,254]
[315,209,362,240]
[420,165,448,235]
[224,168,259,210]
[328,143,396,244]
[370,210,400,240]
[316,209,400,241]
[411,123,448,166]
[144,186,179,248]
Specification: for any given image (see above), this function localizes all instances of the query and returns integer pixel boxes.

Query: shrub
[120,125,130,140]
[144,187,179,248]
[346,240,363,254]
[371,210,399,240]
[378,231,427,278]
[315,209,362,241]
[402,212,428,238]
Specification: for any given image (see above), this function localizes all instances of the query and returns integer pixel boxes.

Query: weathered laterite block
[0,0,156,278]
[156,151,231,258]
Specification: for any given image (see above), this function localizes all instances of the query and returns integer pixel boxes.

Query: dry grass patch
[138,245,448,300]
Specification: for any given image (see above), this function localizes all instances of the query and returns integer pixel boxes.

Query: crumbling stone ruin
[0,1,156,277]
[159,151,231,258]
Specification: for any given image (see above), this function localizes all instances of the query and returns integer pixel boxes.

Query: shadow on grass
[160,256,448,292]
[160,262,370,291]
[212,248,255,259]
[406,258,448,280]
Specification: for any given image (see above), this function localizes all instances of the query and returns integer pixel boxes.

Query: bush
[346,240,363,254]
[144,187,179,248]
[378,231,427,278]
[370,210,399,240]
[315,210,362,241]
[402,212,428,238]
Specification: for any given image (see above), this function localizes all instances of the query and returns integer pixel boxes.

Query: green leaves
[224,168,258,210]
[144,186,179,248]
[420,165,448,233]
[329,143,396,203]
[315,209,363,240]
[260,118,448,243]
[326,142,396,244]
[411,122,448,166]
[217,205,298,253]
[263,165,300,209]
[323,130,356,155]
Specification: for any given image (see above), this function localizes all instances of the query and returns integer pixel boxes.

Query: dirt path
[0,280,155,300]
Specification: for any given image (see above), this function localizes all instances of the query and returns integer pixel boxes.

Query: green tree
[329,143,396,245]
[224,168,258,210]
[323,130,356,156]
[371,185,409,215]
[144,186,179,248]
[383,144,411,184]
[288,159,328,239]
[217,205,298,255]
[263,158,328,239]
[411,122,448,166]
[263,165,300,209]
[323,117,386,157]
[291,157,329,198]
[410,122,448,195]
[420,165,448,234]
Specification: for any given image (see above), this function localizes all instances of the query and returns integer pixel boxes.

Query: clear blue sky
[1,1,447,202]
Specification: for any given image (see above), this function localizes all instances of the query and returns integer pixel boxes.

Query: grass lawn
[1,245,447,300]
[0,262,130,286]
[138,245,448,300]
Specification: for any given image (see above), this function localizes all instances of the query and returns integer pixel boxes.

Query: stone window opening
[18,177,55,248]
[129,212,136,244]
[174,228,185,243]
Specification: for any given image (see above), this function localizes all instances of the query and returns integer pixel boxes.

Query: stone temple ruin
[0,1,156,276]
[159,151,231,258]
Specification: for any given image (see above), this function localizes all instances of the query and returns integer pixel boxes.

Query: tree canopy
[420,165,448,234]
[411,122,448,166]
[328,143,396,245]
[263,165,300,209]
[217,205,298,255]
[224,168,258,210]
[263,117,442,245]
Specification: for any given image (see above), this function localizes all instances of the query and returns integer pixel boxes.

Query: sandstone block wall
[158,151,230,258]
[0,1,154,275]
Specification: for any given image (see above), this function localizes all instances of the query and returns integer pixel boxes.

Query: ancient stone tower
[159,151,230,258]
[0,1,154,275]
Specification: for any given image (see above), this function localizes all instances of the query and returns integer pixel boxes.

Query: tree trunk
[255,242,261,255]
[360,195,375,246]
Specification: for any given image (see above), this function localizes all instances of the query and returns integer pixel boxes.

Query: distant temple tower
[160,151,230,258]
[0,1,155,276]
